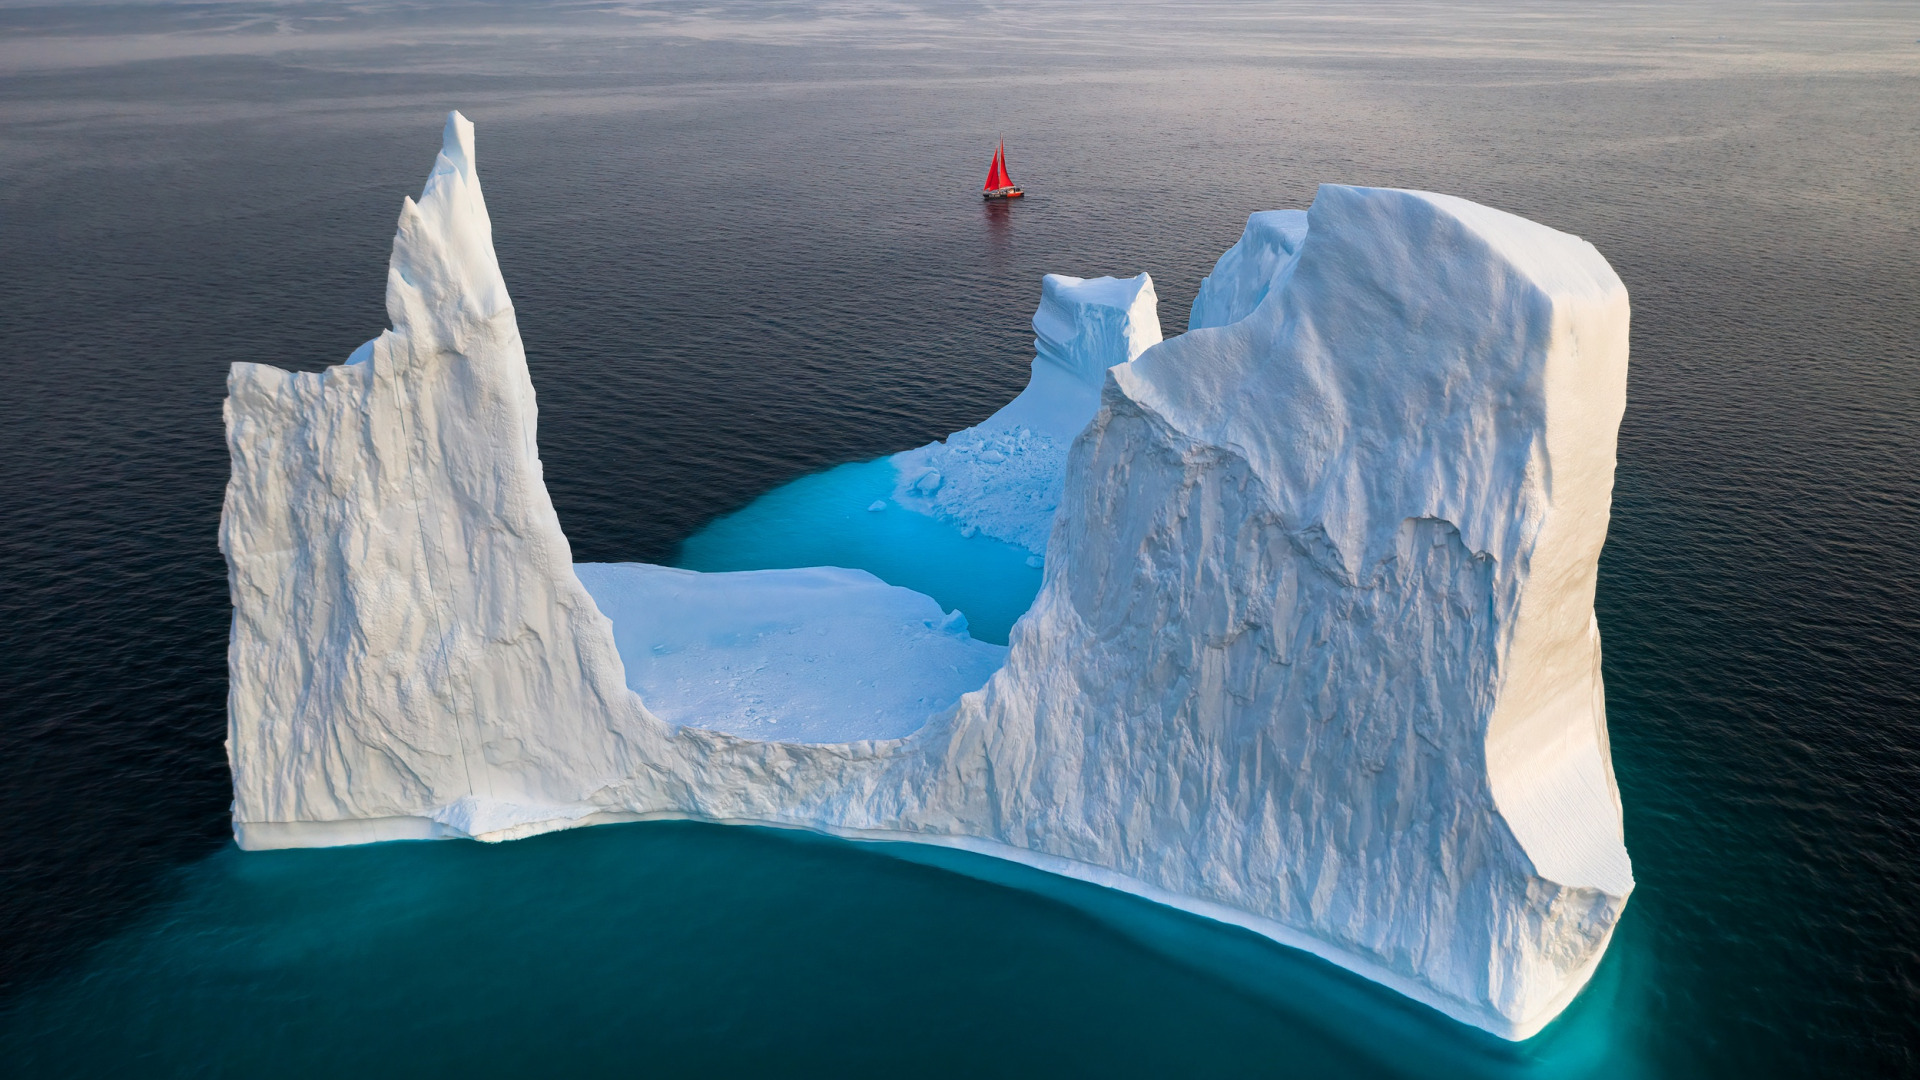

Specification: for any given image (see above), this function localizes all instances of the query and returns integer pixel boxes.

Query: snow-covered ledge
[222,113,1632,1040]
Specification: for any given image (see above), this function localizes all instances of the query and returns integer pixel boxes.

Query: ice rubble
[222,113,1633,1040]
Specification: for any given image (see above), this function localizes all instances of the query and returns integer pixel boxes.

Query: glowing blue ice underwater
[675,456,1044,647]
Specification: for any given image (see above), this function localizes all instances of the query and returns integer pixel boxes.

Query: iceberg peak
[390,110,510,333]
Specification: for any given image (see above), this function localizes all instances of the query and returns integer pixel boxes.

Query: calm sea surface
[2,1,1917,1074]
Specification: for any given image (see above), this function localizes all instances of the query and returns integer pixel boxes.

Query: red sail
[985,142,1011,191]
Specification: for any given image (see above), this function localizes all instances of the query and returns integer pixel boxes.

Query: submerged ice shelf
[674,457,1041,647]
[221,112,1634,1040]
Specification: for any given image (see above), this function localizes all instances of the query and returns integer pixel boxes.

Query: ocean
[1,1,1916,1074]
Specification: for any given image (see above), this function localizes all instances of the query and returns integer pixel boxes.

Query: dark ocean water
[2,1,1917,1074]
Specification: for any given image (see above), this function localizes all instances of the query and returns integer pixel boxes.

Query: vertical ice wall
[223,114,1632,1040]
[950,184,1634,1032]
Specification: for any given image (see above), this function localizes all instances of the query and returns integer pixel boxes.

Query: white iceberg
[222,112,1632,1040]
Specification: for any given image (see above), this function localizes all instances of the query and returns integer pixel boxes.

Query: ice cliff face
[954,183,1634,1034]
[893,272,1161,553]
[223,113,1632,1040]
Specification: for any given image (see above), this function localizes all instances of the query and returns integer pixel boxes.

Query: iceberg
[222,112,1633,1040]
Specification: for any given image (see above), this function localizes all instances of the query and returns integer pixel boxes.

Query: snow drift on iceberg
[222,112,1632,1040]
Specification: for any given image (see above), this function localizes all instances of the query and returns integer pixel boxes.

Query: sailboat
[982,140,1024,199]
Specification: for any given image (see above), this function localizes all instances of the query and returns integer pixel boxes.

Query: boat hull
[983,188,1024,200]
